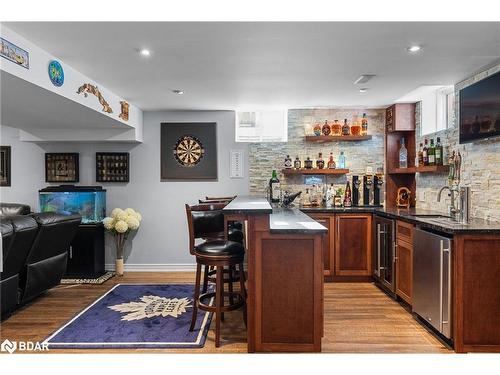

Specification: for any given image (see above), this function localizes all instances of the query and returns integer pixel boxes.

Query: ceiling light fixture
[354,75,376,85]
[172,89,184,95]
[359,88,369,93]
[139,48,151,57]
[407,45,422,53]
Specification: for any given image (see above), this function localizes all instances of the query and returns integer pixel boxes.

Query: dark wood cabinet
[308,214,335,278]
[395,220,413,304]
[65,224,105,279]
[385,103,415,132]
[334,214,372,276]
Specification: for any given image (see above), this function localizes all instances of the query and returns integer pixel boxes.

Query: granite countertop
[299,205,382,213]
[269,208,328,234]
[222,195,272,214]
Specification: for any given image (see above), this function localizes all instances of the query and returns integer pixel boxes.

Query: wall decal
[76,83,113,113]
[48,60,64,87]
[0,37,29,69]
[119,101,130,121]
[0,146,11,186]
[161,122,217,180]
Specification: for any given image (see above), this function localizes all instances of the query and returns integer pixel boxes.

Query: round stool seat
[195,240,244,257]
[228,228,244,243]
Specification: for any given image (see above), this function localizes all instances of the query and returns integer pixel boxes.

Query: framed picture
[161,122,218,180]
[45,153,79,183]
[0,146,11,186]
[1,37,29,69]
[96,152,130,182]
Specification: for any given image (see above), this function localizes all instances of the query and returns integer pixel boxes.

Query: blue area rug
[44,284,213,349]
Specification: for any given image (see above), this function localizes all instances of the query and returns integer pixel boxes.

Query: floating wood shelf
[388,165,450,174]
[282,168,349,175]
[305,135,372,142]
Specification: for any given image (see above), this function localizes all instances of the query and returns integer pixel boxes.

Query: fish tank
[39,185,106,224]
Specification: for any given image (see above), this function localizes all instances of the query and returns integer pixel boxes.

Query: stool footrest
[198,291,244,312]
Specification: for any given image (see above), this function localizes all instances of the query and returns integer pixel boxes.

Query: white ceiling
[4,22,500,111]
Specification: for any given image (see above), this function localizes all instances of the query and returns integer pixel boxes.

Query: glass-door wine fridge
[373,215,396,298]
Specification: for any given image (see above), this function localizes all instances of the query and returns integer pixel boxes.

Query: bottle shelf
[282,168,350,175]
[305,135,373,142]
[388,165,450,174]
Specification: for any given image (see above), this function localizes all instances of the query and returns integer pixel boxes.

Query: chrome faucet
[437,184,470,223]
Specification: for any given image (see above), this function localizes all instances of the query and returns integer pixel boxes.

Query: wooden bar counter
[223,196,327,352]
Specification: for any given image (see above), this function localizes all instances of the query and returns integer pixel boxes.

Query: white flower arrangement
[103,208,142,268]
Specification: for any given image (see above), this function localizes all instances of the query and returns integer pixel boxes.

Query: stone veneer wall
[415,63,500,221]
[249,108,386,203]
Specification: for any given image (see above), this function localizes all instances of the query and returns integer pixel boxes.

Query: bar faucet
[437,184,470,223]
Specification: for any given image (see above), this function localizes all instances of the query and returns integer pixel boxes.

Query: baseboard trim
[105,263,197,272]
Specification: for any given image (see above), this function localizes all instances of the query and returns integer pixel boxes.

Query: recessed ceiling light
[139,48,151,57]
[407,45,422,53]
[172,89,184,95]
[359,88,369,93]
[354,75,376,85]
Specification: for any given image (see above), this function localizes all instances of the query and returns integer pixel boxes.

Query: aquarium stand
[65,223,106,279]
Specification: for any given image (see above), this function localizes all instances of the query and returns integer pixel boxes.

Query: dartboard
[173,135,205,167]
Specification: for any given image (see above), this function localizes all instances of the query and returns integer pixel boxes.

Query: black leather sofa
[1,203,81,319]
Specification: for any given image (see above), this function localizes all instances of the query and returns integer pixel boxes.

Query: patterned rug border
[44,283,213,349]
[60,271,115,285]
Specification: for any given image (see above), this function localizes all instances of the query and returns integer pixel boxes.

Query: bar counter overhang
[223,196,327,352]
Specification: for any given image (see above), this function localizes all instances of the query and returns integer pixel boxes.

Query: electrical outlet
[418,191,426,202]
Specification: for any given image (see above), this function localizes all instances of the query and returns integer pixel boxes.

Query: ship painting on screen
[459,70,500,143]
[39,189,106,224]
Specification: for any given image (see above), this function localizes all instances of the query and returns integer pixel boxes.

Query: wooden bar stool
[185,204,247,347]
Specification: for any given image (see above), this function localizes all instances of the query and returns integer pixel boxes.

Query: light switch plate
[230,149,244,178]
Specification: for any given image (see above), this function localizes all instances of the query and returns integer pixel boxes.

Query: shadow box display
[45,153,79,183]
[96,152,130,182]
[0,146,11,186]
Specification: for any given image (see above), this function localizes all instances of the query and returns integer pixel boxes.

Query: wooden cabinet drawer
[396,220,413,244]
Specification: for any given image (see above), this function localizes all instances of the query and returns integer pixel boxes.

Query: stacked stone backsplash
[249,108,386,204]
[415,63,500,221]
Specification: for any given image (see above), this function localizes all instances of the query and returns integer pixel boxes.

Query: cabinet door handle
[69,246,73,259]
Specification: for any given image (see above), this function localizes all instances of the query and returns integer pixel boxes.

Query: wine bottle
[269,170,280,203]
[423,139,429,166]
[343,181,352,207]
[435,137,443,166]
[417,143,424,167]
[428,139,436,166]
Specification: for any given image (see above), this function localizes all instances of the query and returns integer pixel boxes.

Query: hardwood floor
[0,272,451,353]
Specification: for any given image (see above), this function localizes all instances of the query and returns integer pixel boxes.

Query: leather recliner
[0,215,38,316]
[1,221,15,315]
[19,212,81,304]
[0,203,31,216]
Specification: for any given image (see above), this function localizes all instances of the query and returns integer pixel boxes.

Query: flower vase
[115,258,124,276]
[115,233,127,276]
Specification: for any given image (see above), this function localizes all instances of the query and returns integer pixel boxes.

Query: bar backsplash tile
[249,108,386,203]
[415,63,500,221]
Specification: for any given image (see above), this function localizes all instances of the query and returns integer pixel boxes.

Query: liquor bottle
[338,151,346,169]
[269,170,281,203]
[322,120,331,136]
[325,183,334,207]
[343,181,352,207]
[313,122,322,136]
[294,156,301,170]
[301,188,311,206]
[331,120,342,136]
[342,119,350,136]
[422,139,429,166]
[327,152,336,169]
[417,143,424,167]
[351,117,361,136]
[304,157,313,169]
[435,137,443,166]
[316,152,325,169]
[284,155,292,169]
[428,139,436,166]
[399,137,408,168]
[361,113,368,136]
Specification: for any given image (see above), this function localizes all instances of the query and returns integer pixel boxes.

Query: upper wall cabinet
[386,103,416,132]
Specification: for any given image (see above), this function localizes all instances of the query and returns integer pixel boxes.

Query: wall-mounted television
[459,70,500,144]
